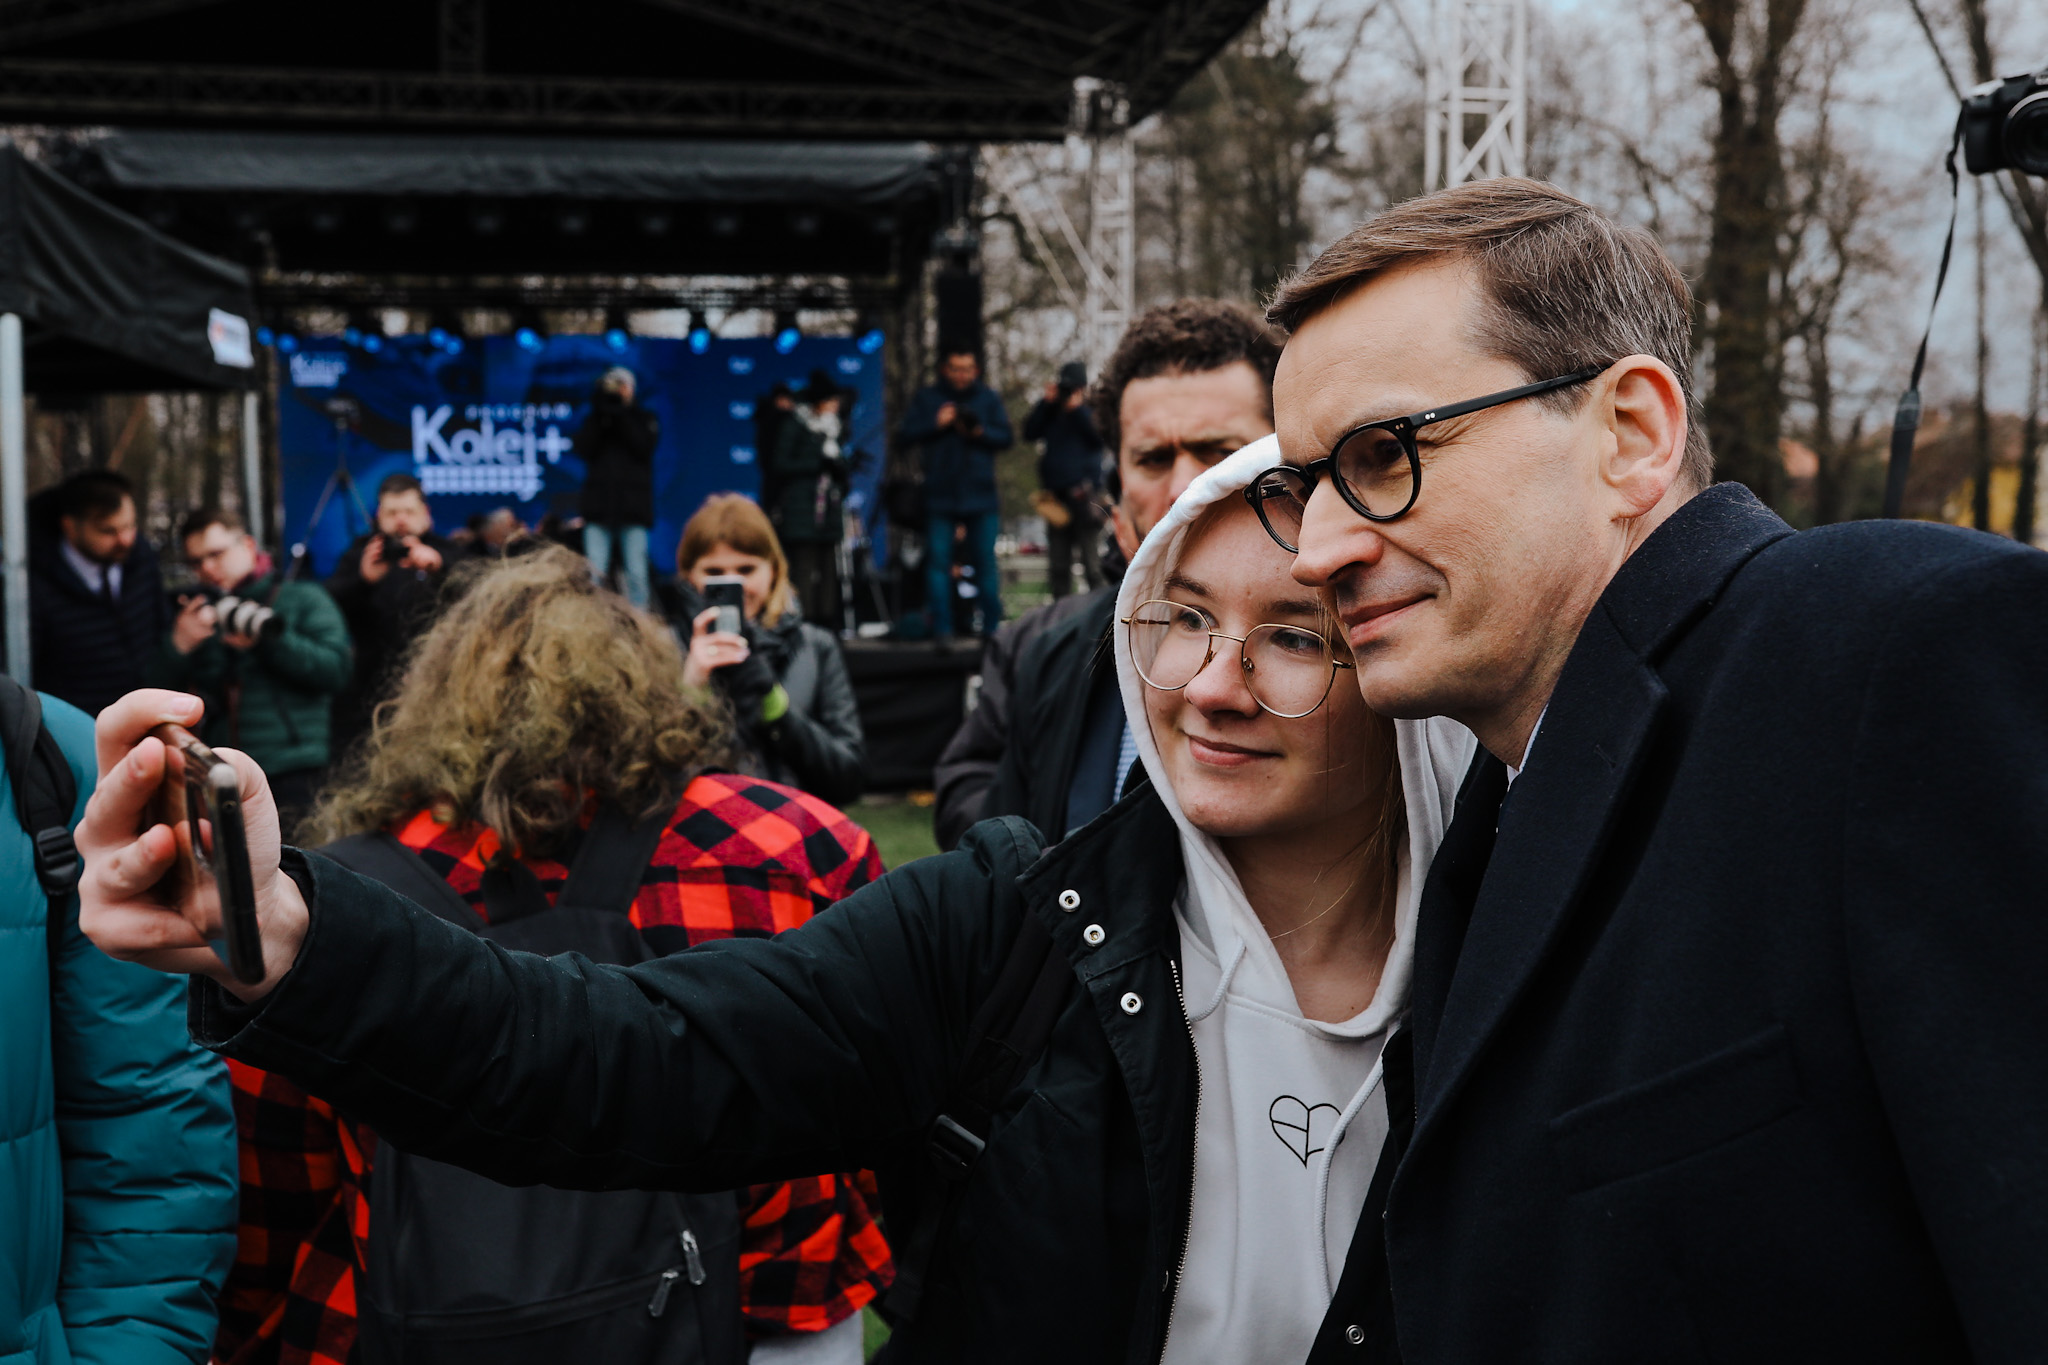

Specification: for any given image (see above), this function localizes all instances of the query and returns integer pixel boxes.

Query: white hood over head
[1115,433,1477,1365]
[1111,432,1475,1032]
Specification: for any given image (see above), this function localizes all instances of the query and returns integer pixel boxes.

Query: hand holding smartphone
[701,576,746,636]
[148,724,264,984]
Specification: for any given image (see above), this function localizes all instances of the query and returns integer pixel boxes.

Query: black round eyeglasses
[1243,365,1610,552]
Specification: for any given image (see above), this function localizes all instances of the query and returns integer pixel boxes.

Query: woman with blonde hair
[672,493,864,804]
[214,544,893,1365]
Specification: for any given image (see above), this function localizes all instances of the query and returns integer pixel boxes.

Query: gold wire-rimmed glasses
[1122,598,1355,719]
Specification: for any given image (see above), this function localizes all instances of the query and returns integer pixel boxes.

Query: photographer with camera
[151,509,351,831]
[896,344,1013,641]
[327,473,457,756]
[1023,360,1108,601]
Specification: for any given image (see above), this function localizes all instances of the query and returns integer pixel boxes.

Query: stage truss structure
[982,80,1135,372]
[1424,0,1527,189]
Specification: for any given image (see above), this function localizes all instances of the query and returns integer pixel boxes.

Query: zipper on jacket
[680,1229,707,1286]
[1158,957,1202,1363]
[647,1267,682,1317]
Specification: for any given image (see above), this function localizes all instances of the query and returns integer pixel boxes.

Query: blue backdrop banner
[278,332,887,578]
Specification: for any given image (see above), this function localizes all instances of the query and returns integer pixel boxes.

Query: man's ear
[1598,355,1688,518]
[1111,502,1141,561]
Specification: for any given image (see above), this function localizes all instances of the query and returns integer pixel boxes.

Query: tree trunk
[1690,0,1808,506]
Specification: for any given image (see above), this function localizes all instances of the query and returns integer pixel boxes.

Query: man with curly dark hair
[933,299,1280,847]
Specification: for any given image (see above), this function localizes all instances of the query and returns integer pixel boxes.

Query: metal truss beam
[438,0,484,76]
[635,0,1081,90]
[257,272,909,315]
[1108,0,1265,120]
[0,57,1077,138]
[0,0,227,50]
[1424,0,1526,189]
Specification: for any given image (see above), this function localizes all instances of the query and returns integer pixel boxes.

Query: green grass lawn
[849,794,941,871]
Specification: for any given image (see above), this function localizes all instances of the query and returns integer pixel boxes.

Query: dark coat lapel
[1412,485,1794,1138]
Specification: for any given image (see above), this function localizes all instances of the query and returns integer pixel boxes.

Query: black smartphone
[149,723,263,984]
[702,577,746,636]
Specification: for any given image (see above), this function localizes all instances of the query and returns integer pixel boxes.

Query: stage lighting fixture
[773,310,801,355]
[362,334,384,354]
[857,328,886,355]
[276,333,300,354]
[605,328,630,352]
[443,336,465,356]
[709,211,740,237]
[427,326,451,349]
[256,326,275,347]
[515,326,544,353]
[342,326,363,347]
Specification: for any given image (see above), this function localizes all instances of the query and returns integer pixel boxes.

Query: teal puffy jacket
[0,694,238,1364]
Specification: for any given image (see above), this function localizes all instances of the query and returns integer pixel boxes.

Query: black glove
[714,645,778,722]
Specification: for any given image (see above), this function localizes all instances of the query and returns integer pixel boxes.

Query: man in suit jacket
[27,470,169,715]
[1260,177,2048,1360]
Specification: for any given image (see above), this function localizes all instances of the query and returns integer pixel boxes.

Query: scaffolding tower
[1424,0,1528,189]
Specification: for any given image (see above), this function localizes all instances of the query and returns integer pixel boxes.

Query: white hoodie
[1112,435,1476,1365]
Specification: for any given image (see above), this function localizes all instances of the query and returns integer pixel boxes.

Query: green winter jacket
[148,572,353,775]
[0,693,238,1365]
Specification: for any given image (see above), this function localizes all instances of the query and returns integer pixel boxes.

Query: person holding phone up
[671,495,863,806]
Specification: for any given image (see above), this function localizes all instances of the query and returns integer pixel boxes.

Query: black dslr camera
[1962,66,2048,176]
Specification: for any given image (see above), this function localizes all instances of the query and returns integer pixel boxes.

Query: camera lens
[2009,91,2048,177]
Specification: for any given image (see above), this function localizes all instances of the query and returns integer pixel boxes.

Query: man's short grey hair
[1267,178,1711,491]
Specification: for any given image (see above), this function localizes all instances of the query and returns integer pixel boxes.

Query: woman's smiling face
[1139,500,1383,842]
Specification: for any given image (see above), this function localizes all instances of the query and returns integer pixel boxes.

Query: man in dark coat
[933,302,1279,849]
[326,473,457,757]
[575,366,660,609]
[768,371,850,627]
[1266,177,2048,1359]
[27,470,168,715]
[895,346,1013,640]
[1022,361,1107,600]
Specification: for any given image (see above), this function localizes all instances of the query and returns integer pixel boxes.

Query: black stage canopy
[0,145,256,394]
[63,130,959,281]
[0,0,1264,141]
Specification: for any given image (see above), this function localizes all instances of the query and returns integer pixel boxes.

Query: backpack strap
[0,678,82,901]
[2,679,82,981]
[320,831,488,933]
[554,796,676,916]
[883,814,1064,1322]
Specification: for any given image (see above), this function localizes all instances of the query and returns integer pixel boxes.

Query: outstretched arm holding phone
[78,691,306,998]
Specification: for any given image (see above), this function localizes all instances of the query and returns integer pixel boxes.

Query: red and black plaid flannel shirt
[215,773,894,1365]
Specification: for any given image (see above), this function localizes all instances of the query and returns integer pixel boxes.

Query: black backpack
[320,802,745,1365]
[0,679,85,964]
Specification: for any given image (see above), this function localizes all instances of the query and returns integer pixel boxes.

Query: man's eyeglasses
[1243,365,1609,552]
[1122,599,1354,719]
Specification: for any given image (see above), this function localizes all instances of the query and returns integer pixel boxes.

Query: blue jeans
[926,512,1002,637]
[586,522,650,609]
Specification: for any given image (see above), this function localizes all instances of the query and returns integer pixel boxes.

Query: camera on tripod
[1963,66,2048,176]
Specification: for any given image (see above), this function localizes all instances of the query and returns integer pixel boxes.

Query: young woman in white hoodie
[78,436,1477,1365]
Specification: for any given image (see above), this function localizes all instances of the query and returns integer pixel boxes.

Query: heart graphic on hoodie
[1269,1095,1342,1167]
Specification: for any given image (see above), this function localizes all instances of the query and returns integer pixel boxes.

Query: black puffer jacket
[576,394,660,528]
[193,795,1396,1364]
[669,583,864,805]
